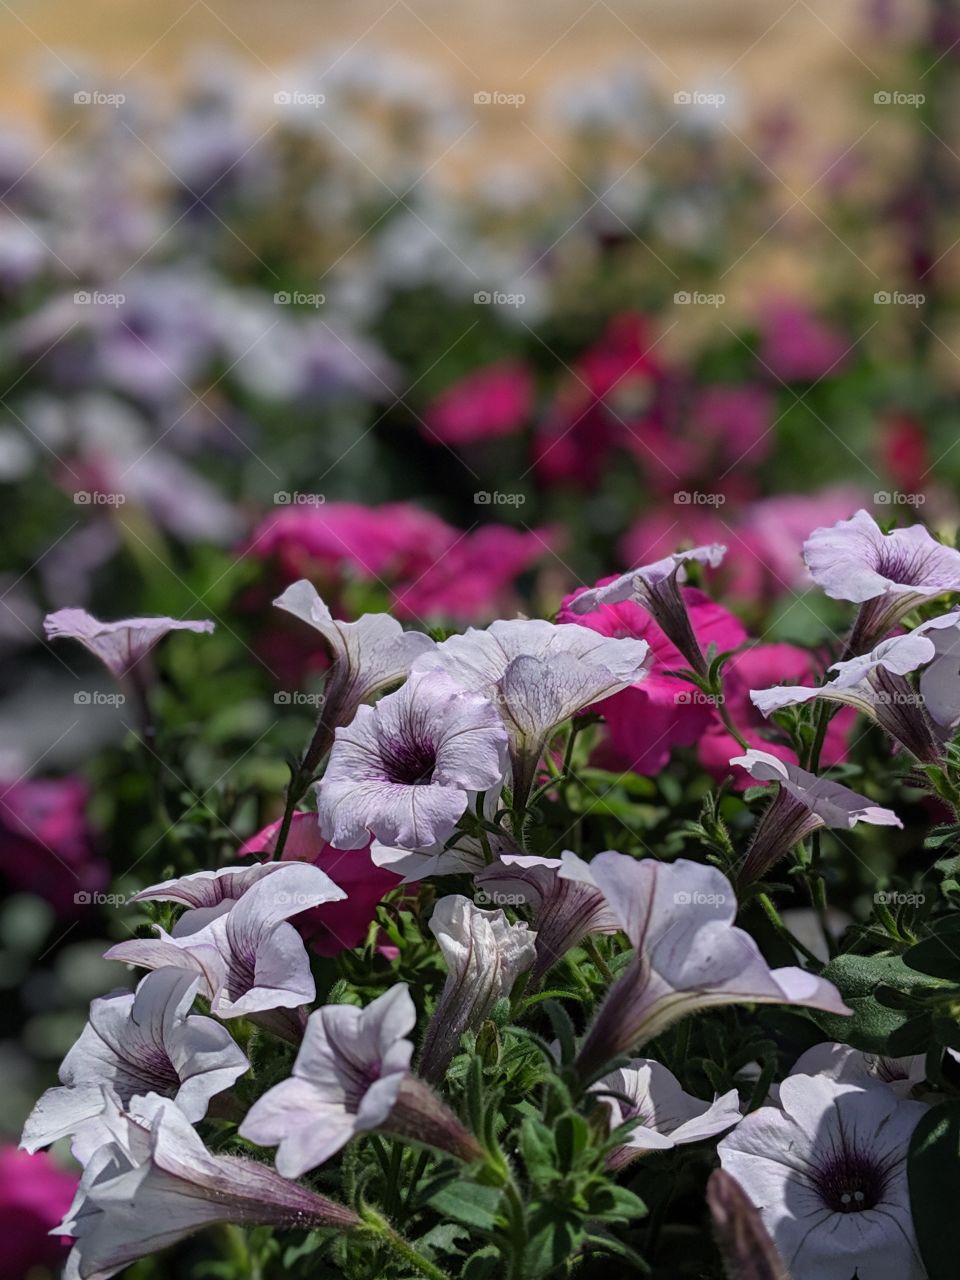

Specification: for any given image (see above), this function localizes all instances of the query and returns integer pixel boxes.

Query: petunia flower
[707,1168,789,1280]
[718,1072,928,1280]
[315,670,508,851]
[566,545,726,678]
[104,863,346,1030]
[413,619,649,809]
[419,895,537,1081]
[730,749,901,887]
[272,579,434,769]
[57,1091,358,1280]
[43,608,214,678]
[474,851,619,986]
[239,985,480,1175]
[22,970,248,1160]
[782,1042,926,1100]
[750,623,946,763]
[0,1146,77,1279]
[803,508,960,654]
[423,359,533,446]
[594,1059,741,1169]
[557,854,851,1080]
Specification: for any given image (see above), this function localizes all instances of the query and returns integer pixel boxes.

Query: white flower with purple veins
[419,895,537,1081]
[104,863,346,1022]
[58,1091,358,1280]
[21,970,248,1161]
[130,862,288,927]
[413,619,649,808]
[782,1042,926,1100]
[803,508,960,653]
[239,984,480,1174]
[44,607,214,677]
[915,610,960,730]
[273,580,434,753]
[475,851,620,986]
[594,1059,741,1168]
[315,670,508,851]
[566,544,726,677]
[730,749,901,887]
[718,1072,928,1280]
[558,854,851,1080]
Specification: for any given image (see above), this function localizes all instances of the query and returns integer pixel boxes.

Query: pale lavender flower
[594,1059,741,1168]
[566,544,727,676]
[718,1073,927,1280]
[57,1091,358,1280]
[315,670,508,851]
[44,608,214,678]
[130,862,287,911]
[782,1042,926,1100]
[239,985,479,1174]
[558,854,851,1080]
[803,508,960,653]
[475,851,619,985]
[413,619,649,808]
[273,580,435,769]
[105,863,346,1026]
[707,1169,790,1280]
[915,610,960,730]
[22,970,248,1160]
[419,895,537,1081]
[730,749,901,887]
[750,625,945,763]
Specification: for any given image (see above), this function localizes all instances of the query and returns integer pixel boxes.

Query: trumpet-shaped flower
[594,1059,741,1167]
[239,985,479,1175]
[566,545,726,677]
[730,749,901,887]
[315,670,508,851]
[718,1073,927,1280]
[782,1042,926,1100]
[57,1091,358,1280]
[104,863,346,1022]
[419,895,537,1081]
[803,508,960,652]
[43,608,214,678]
[558,854,850,1079]
[22,970,248,1160]
[413,619,649,807]
[475,851,619,985]
[272,580,434,760]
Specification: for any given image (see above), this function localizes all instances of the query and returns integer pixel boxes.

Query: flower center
[812,1143,887,1214]
[380,736,437,785]
[874,545,931,586]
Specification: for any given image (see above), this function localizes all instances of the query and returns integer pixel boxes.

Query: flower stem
[755,892,823,967]
[360,1207,452,1280]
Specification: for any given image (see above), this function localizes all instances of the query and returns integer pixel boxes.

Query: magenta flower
[718,1073,927,1280]
[240,813,401,956]
[0,1146,76,1279]
[423,359,533,445]
[43,608,214,678]
[730,748,901,886]
[803,508,960,653]
[315,671,508,851]
[558,854,850,1079]
[759,299,850,382]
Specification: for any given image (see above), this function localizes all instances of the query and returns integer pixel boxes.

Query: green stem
[585,935,615,985]
[756,892,823,967]
[360,1208,452,1280]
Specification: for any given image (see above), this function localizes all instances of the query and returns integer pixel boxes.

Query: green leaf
[814,953,941,1054]
[909,1101,960,1279]
[428,1181,503,1230]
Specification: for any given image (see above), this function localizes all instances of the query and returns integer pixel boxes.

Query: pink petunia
[240,813,401,957]
[423,360,533,446]
[759,299,851,383]
[0,1145,77,1279]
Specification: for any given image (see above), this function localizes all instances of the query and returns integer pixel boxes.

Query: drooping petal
[43,609,214,678]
